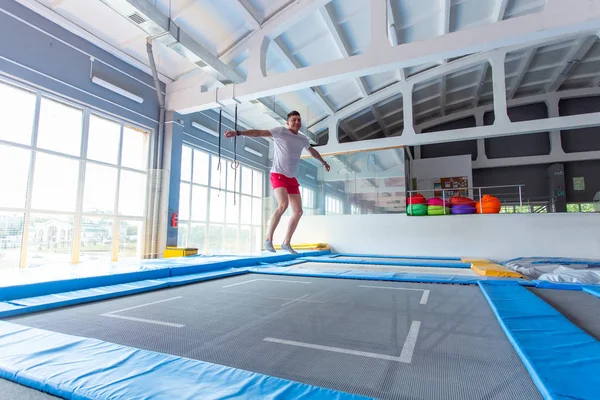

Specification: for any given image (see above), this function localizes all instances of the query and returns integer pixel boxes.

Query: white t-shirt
[269,126,310,178]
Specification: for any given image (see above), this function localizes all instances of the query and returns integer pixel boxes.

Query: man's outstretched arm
[308,146,330,171]
[225,129,271,138]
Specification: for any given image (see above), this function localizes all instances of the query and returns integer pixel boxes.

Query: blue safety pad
[478,281,600,400]
[248,266,497,285]
[532,281,594,291]
[583,286,600,299]
[334,253,462,261]
[258,259,308,267]
[0,303,24,315]
[158,268,249,286]
[0,280,169,319]
[299,256,471,268]
[0,322,367,400]
[169,251,329,276]
[0,268,170,302]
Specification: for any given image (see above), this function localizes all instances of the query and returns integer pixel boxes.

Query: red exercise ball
[407,193,427,205]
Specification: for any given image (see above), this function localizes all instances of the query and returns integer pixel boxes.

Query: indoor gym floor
[8,273,543,400]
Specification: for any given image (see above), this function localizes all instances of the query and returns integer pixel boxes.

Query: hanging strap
[231,105,240,206]
[217,108,223,196]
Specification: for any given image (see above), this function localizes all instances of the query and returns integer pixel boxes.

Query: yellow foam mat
[471,262,523,278]
[164,247,198,258]
[462,257,492,263]
[274,243,329,250]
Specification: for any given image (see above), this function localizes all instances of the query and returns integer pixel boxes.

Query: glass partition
[266,147,407,217]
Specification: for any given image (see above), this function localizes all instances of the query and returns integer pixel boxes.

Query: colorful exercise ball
[450,195,476,207]
[407,193,427,205]
[427,205,450,216]
[407,204,428,216]
[476,195,502,214]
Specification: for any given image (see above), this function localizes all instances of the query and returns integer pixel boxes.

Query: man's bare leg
[281,194,303,254]
[264,188,289,252]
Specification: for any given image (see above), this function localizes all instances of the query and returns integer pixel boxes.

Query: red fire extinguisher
[171,212,178,228]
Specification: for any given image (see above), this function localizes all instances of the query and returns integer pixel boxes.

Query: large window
[301,187,316,216]
[0,79,150,270]
[325,195,344,215]
[178,145,264,254]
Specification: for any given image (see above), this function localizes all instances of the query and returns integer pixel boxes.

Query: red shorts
[270,173,300,195]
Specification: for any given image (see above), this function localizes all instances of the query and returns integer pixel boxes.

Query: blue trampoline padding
[169,251,329,276]
[0,322,367,400]
[158,268,249,286]
[299,256,471,268]
[0,268,170,302]
[532,281,591,291]
[332,253,462,261]
[0,302,24,315]
[583,286,600,299]
[258,259,308,267]
[478,282,600,400]
[0,280,169,319]
[249,266,495,285]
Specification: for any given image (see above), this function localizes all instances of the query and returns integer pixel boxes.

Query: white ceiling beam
[270,38,335,114]
[546,35,597,92]
[472,0,509,108]
[506,48,537,100]
[473,149,600,169]
[168,0,600,113]
[310,32,591,133]
[315,110,600,155]
[491,0,509,23]
[439,0,451,116]
[387,0,405,82]
[340,121,360,141]
[220,0,332,60]
[416,86,600,131]
[230,0,261,30]
[371,106,392,137]
[318,5,369,97]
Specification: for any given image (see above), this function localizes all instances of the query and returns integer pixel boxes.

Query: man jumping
[225,111,330,254]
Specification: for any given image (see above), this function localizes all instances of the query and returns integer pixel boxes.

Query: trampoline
[7,274,541,400]
[1,251,600,400]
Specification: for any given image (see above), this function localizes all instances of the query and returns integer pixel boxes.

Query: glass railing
[265,147,408,217]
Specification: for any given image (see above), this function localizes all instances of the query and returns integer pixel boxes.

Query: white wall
[411,155,472,195]
[275,213,600,261]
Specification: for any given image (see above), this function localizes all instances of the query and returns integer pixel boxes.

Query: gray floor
[530,288,600,340]
[0,378,60,399]
[9,275,542,400]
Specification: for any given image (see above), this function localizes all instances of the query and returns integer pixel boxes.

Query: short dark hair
[287,110,301,120]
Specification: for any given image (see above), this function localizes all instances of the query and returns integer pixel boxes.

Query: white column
[546,95,564,155]
[402,84,416,136]
[490,52,511,125]
[328,116,340,145]
[474,110,487,162]
[414,146,421,159]
[245,33,269,81]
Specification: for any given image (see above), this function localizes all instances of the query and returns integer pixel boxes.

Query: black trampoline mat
[530,288,600,341]
[8,275,542,400]
[0,378,60,400]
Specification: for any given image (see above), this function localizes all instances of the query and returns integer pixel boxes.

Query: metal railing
[407,184,525,213]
